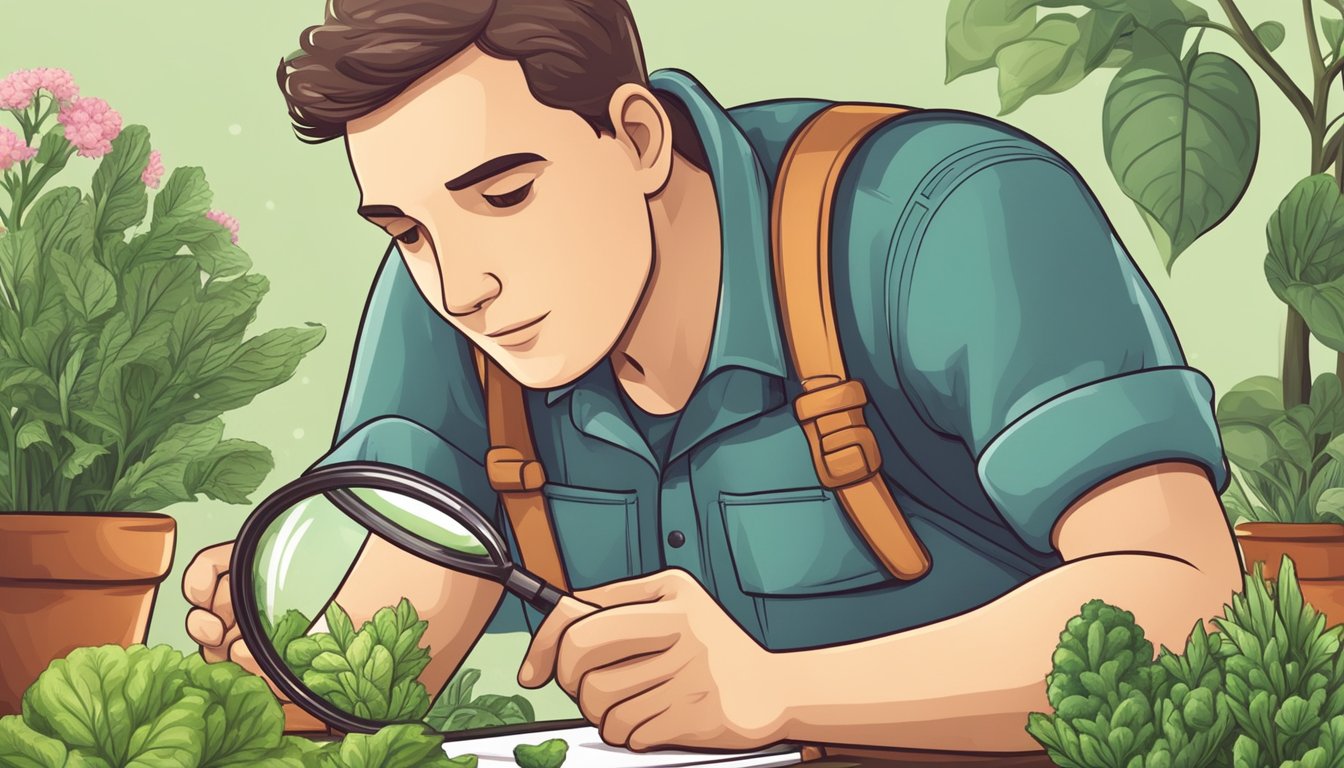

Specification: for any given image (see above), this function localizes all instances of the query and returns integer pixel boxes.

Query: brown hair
[277,0,708,170]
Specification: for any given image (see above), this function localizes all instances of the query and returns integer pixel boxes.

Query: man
[183,0,1243,756]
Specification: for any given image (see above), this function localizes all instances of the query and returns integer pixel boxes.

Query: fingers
[199,622,241,664]
[518,595,597,689]
[229,637,289,702]
[183,542,234,609]
[573,568,691,608]
[599,682,674,750]
[556,605,680,696]
[186,608,226,648]
[576,651,685,725]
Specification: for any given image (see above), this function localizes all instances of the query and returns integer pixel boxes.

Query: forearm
[777,552,1235,752]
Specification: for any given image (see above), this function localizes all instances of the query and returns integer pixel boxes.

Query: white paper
[440,724,802,767]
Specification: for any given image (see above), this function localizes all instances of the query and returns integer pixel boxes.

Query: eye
[483,180,534,209]
[394,227,420,245]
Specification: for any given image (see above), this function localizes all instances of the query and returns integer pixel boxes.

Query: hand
[183,541,328,733]
[518,568,794,752]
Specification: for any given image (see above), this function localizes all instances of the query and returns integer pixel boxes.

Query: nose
[439,255,503,318]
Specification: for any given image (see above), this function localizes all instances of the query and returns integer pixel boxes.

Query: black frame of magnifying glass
[231,461,565,735]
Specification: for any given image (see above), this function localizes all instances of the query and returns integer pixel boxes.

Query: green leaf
[186,324,326,418]
[26,186,93,259]
[91,125,151,240]
[328,724,453,768]
[514,739,568,768]
[1265,175,1344,353]
[326,603,356,653]
[0,715,70,767]
[0,229,41,314]
[945,0,1037,81]
[183,439,273,504]
[1324,17,1344,60]
[995,10,1134,113]
[106,420,223,511]
[60,431,108,480]
[1102,28,1259,270]
[49,249,116,321]
[1320,488,1344,522]
[180,656,285,767]
[15,420,51,450]
[33,125,72,175]
[126,167,215,268]
[1254,21,1286,51]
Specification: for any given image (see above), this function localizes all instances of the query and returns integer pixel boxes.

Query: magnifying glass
[230,461,569,735]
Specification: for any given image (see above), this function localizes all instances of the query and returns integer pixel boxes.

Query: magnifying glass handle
[505,567,566,614]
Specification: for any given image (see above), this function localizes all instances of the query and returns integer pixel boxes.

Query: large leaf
[185,324,326,418]
[945,0,1037,81]
[125,167,213,268]
[26,186,94,259]
[0,715,70,768]
[183,438,273,504]
[1324,17,1344,61]
[1102,28,1259,270]
[180,657,286,767]
[995,9,1134,113]
[0,229,41,316]
[32,124,72,177]
[49,248,116,321]
[104,420,223,512]
[90,125,151,241]
[1265,175,1344,353]
[60,430,108,480]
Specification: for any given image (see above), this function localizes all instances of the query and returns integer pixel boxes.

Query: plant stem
[1217,0,1316,124]
[1287,305,1313,408]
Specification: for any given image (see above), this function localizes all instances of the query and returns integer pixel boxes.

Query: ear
[607,82,674,196]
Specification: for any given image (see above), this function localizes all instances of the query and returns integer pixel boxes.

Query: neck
[611,152,721,415]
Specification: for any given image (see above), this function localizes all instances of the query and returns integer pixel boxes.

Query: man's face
[346,47,656,389]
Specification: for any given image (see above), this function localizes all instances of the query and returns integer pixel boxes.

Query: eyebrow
[443,152,546,191]
[356,204,408,221]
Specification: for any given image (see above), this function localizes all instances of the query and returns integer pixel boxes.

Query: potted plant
[946,0,1344,620]
[1028,557,1344,766]
[0,67,326,715]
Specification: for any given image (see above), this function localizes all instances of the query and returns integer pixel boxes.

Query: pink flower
[33,68,78,104]
[205,209,240,244]
[0,126,37,171]
[0,68,77,110]
[141,149,164,188]
[57,97,121,158]
[0,69,41,110]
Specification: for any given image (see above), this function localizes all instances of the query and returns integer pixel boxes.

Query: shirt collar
[546,68,787,407]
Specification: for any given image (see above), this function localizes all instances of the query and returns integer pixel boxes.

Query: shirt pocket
[543,482,642,590]
[718,487,893,596]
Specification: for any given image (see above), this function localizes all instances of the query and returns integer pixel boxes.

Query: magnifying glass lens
[243,484,491,728]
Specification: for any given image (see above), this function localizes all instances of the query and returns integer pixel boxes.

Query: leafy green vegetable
[1217,372,1344,524]
[300,725,458,768]
[6,643,470,768]
[424,667,537,733]
[514,738,567,768]
[1028,557,1344,766]
[0,119,324,514]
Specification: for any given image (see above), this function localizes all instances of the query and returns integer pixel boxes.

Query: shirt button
[666,530,686,548]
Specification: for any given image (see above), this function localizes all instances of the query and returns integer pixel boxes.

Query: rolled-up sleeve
[896,153,1229,554]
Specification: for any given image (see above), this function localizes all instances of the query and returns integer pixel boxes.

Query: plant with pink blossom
[0,66,325,513]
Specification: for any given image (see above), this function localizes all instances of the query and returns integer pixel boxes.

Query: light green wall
[2,0,1314,717]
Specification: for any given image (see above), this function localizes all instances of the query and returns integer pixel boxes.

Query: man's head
[278,0,709,389]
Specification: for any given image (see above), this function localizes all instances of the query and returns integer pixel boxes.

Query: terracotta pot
[0,512,175,715]
[1236,522,1344,626]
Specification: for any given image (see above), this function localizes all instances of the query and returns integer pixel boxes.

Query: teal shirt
[315,69,1229,651]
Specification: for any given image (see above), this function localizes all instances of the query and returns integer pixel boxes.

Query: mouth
[486,312,549,343]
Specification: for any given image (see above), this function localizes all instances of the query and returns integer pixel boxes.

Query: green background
[1,0,1315,720]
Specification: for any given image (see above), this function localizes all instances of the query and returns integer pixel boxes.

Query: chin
[495,344,597,391]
